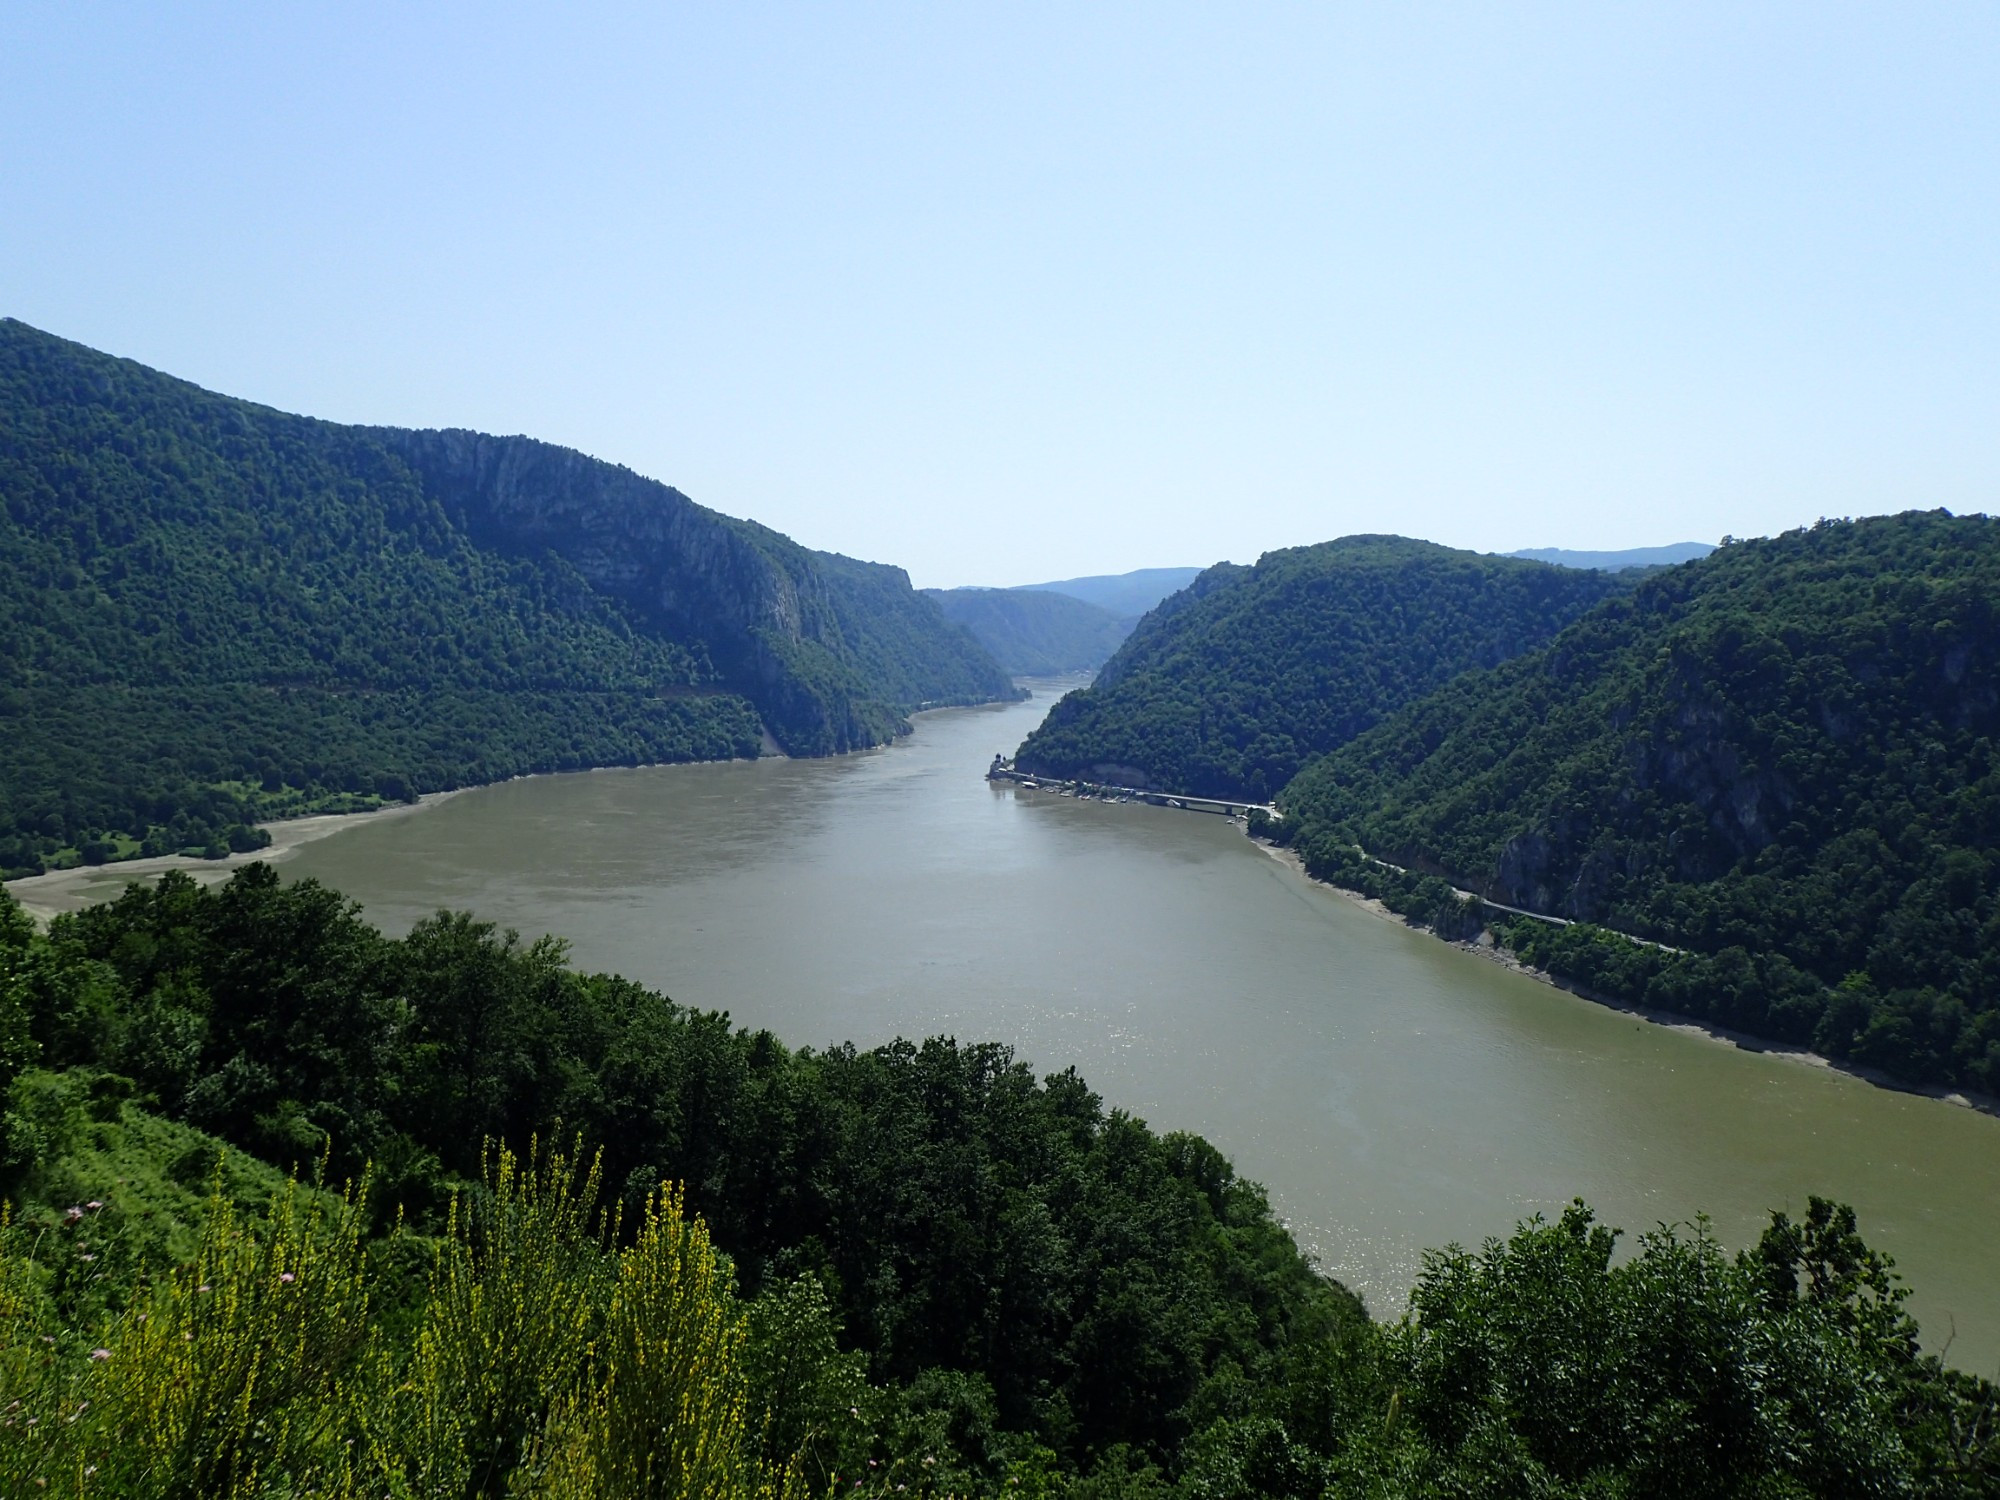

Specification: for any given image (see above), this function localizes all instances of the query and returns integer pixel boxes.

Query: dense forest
[0,320,1014,878]
[922,588,1135,675]
[1274,512,2000,1095]
[2,872,1994,1496]
[0,876,1992,1496]
[1013,539,1628,800]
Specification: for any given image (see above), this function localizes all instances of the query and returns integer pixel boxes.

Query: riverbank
[4,792,462,922]
[254,678,2000,1375]
[1249,836,2000,1121]
[2,707,983,924]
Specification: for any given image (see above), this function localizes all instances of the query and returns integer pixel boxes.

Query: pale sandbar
[3,792,458,923]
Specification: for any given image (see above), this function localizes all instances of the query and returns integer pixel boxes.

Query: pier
[986,757,1277,820]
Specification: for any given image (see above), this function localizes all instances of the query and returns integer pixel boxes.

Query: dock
[986,757,1277,820]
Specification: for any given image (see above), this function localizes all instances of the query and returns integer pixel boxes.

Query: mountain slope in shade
[0,319,1013,875]
[1012,537,1629,800]
[1279,512,2000,1092]
[922,587,1135,674]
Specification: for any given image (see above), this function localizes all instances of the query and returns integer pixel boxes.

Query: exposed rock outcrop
[377,429,1019,754]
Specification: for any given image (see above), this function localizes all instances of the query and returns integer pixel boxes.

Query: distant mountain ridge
[1012,537,1629,799]
[373,427,1014,747]
[0,318,1014,875]
[1012,566,1204,618]
[921,588,1135,675]
[1506,542,1713,570]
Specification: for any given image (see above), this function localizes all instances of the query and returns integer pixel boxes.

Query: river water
[261,679,2000,1372]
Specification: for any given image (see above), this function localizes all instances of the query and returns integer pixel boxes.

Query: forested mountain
[0,320,1014,877]
[4,872,1993,1496]
[1013,566,1204,618]
[922,587,1134,674]
[1013,538,1629,800]
[1276,512,2000,1095]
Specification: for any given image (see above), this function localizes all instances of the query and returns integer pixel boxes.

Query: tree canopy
[1013,538,1627,800]
[2,873,1993,1495]
[0,319,1014,878]
[1276,511,2000,1094]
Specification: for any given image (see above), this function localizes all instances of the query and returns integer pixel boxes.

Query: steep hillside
[1278,512,2000,1092]
[0,320,1013,876]
[922,587,1134,673]
[1014,538,1629,799]
[376,427,1014,749]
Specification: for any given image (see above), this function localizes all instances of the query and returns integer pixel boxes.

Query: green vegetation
[923,588,1135,674]
[2,1131,813,1498]
[369,429,1020,754]
[0,319,1013,877]
[1,682,764,877]
[1014,539,1627,800]
[3,873,1995,1495]
[1276,512,2000,1095]
[794,550,1022,730]
[0,868,1354,1488]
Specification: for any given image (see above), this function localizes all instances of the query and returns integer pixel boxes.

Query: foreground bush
[0,1144,809,1498]
[2,874,1996,1495]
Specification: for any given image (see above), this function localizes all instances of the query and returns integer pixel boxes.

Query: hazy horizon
[4,4,1993,587]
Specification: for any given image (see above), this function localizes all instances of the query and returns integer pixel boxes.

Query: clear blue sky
[4,4,1994,587]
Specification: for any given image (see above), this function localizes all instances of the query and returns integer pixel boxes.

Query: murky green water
[193,681,2000,1372]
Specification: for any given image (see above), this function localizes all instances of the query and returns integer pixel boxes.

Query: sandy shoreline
[1,690,1041,925]
[3,792,462,923]
[1250,837,2000,1120]
[0,716,933,925]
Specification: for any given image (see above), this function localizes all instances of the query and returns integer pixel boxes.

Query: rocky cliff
[375,430,1018,755]
[0,317,1017,875]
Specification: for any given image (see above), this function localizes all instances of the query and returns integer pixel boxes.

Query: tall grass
[0,1144,807,1498]
[1,1171,372,1497]
[536,1182,805,1500]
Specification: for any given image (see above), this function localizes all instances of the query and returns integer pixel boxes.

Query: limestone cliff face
[376,429,1015,754]
[1487,680,1802,921]
[1384,515,2000,931]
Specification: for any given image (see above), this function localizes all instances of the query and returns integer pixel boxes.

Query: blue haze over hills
[1012,568,1205,618]
[1018,547,1711,623]
[953,548,1714,674]
[1506,543,1714,571]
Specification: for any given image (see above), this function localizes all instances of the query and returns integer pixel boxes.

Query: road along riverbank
[1246,836,2000,1120]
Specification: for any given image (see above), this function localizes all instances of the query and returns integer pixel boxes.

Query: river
[51,677,2000,1372]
